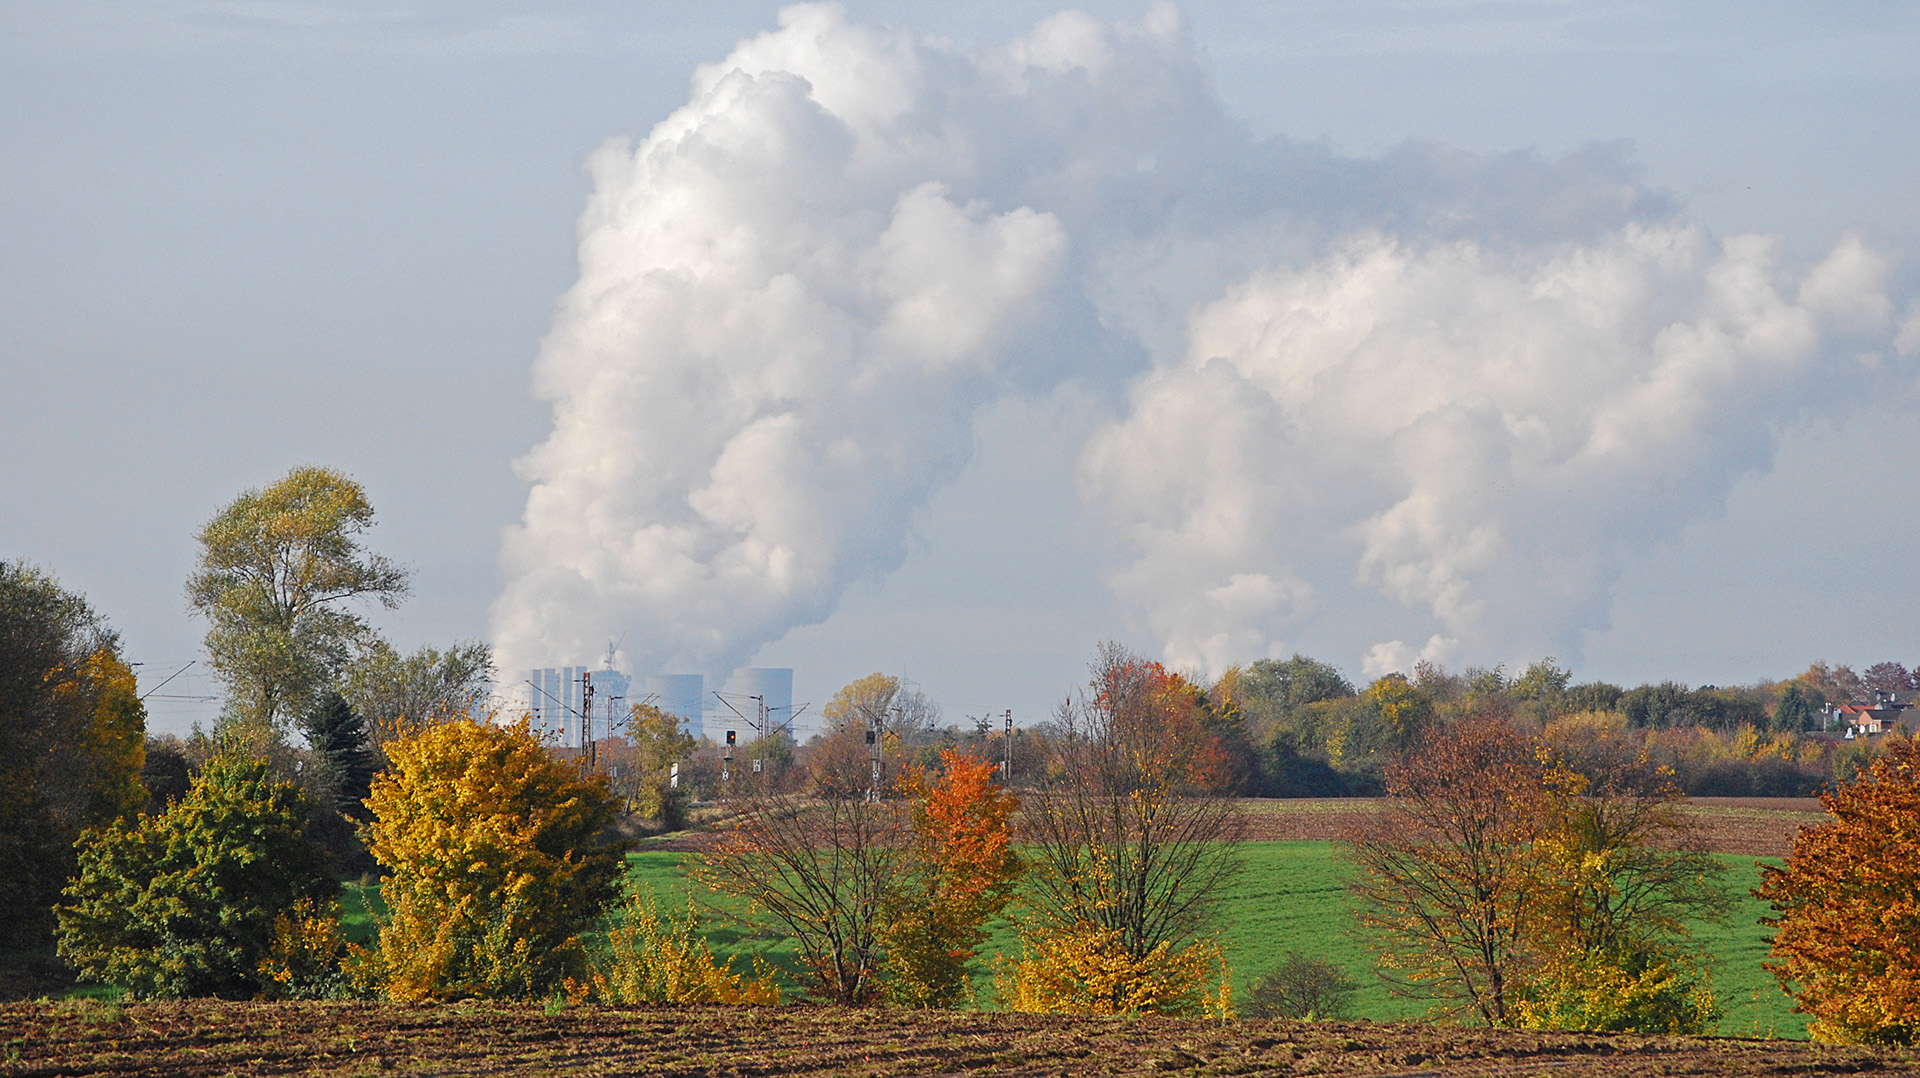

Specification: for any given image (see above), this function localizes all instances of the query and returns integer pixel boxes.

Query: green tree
[1772,682,1826,733]
[1511,658,1573,715]
[617,703,696,824]
[0,561,148,949]
[55,753,334,998]
[187,466,409,745]
[337,639,492,752]
[301,691,376,816]
[364,715,624,1000]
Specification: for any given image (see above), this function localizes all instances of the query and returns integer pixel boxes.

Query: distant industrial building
[719,667,795,741]
[526,665,630,747]
[646,674,704,737]
[524,664,795,746]
[526,666,586,746]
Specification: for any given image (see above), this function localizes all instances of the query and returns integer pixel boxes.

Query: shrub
[1514,946,1718,1034]
[570,889,780,1005]
[256,898,355,1000]
[1244,952,1358,1020]
[693,789,906,1004]
[55,753,335,998]
[364,715,624,1001]
[995,920,1230,1017]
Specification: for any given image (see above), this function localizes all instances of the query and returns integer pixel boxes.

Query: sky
[3,2,1918,740]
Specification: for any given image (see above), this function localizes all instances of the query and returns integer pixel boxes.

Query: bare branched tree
[693,788,909,1005]
[1349,717,1549,1026]
[1019,643,1245,964]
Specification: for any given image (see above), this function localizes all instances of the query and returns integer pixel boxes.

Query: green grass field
[342,842,1803,1036]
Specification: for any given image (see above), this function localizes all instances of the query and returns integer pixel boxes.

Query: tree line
[7,464,1920,1046]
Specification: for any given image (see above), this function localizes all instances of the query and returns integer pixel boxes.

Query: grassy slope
[338,842,1802,1035]
[595,842,1806,1036]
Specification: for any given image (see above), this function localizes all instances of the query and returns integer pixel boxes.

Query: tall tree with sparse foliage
[187,466,409,745]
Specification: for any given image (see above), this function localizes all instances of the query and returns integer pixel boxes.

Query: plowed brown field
[647,798,1831,858]
[3,1000,1909,1078]
[1232,798,1829,857]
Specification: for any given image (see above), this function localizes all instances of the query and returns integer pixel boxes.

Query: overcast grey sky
[4,2,1917,738]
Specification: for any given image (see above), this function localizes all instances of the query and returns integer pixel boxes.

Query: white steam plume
[494,3,1906,682]
[1083,228,1894,676]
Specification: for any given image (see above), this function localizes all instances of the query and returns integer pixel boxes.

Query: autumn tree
[1351,718,1550,1025]
[337,639,493,752]
[810,672,939,795]
[0,561,148,949]
[1003,644,1242,1016]
[696,787,907,1004]
[1517,724,1725,1033]
[1757,735,1920,1044]
[1356,715,1725,1031]
[187,466,409,747]
[364,715,624,1000]
[881,750,1022,1006]
[56,753,334,998]
[1796,661,1865,707]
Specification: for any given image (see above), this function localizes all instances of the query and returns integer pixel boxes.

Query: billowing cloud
[493,3,1906,684]
[1083,226,1894,675]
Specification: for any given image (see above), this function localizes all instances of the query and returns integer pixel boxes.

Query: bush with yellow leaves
[257,898,355,1000]
[1513,946,1718,1034]
[995,921,1230,1018]
[363,715,624,1001]
[568,888,781,1005]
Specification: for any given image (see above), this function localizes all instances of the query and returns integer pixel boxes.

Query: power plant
[521,665,796,744]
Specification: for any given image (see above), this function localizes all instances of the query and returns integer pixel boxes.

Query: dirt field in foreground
[2,1000,1906,1078]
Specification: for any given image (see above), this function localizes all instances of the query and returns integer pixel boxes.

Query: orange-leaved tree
[364,714,624,1000]
[881,749,1022,1006]
[1757,735,1920,1044]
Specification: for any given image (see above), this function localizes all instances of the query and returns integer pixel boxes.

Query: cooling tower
[723,667,794,739]
[645,674,705,738]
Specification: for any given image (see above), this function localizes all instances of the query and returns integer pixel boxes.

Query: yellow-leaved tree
[363,714,624,1000]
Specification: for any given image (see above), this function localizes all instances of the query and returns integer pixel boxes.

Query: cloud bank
[493,3,1903,683]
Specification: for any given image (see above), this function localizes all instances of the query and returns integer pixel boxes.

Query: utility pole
[1003,709,1013,785]
[865,705,885,801]
[580,671,595,769]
